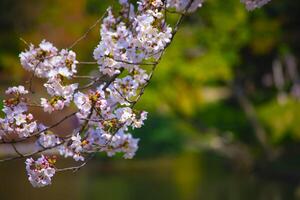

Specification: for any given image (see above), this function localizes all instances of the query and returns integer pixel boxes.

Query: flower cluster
[0,86,37,139]
[20,40,79,113]
[5,85,28,95]
[93,2,171,77]
[167,0,204,13]
[20,40,78,79]
[241,0,272,10]
[58,133,85,161]
[38,131,61,148]
[25,155,56,187]
[41,77,78,113]
[74,86,110,119]
[85,129,139,159]
[71,84,147,159]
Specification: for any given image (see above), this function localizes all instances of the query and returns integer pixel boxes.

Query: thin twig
[56,153,95,172]
[11,143,24,157]
[68,10,108,49]
[78,61,98,65]
[72,75,96,80]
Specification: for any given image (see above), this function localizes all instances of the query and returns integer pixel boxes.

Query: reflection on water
[0,152,298,200]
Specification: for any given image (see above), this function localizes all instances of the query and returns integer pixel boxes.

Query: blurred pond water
[0,152,298,200]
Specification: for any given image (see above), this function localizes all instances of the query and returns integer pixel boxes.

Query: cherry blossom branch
[0,0,273,188]
[38,0,193,157]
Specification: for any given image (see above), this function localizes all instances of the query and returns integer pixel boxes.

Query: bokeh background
[1,0,300,199]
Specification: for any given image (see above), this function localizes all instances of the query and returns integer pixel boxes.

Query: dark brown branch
[11,143,24,157]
